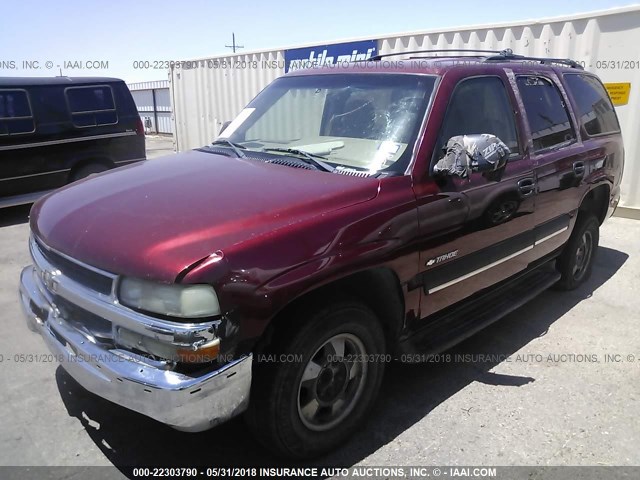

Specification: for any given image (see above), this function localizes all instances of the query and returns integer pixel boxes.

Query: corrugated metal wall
[170,6,640,211]
[128,80,174,134]
[170,51,283,149]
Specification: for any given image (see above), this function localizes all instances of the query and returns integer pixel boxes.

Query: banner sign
[284,40,377,72]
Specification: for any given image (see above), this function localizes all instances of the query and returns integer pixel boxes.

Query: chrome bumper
[19,261,252,432]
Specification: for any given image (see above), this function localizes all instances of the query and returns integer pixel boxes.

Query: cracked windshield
[218,73,436,174]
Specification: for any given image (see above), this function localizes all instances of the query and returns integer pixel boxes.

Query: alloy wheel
[297,333,368,432]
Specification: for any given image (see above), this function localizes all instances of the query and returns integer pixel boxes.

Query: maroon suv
[19,50,623,458]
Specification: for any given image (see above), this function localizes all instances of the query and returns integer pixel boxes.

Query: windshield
[217,73,437,174]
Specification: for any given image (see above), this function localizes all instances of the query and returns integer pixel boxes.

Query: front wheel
[246,300,386,458]
[555,215,599,290]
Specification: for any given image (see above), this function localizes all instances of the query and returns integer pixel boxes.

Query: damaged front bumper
[18,237,252,432]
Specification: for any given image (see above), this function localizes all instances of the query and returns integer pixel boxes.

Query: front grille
[54,294,114,345]
[34,238,114,295]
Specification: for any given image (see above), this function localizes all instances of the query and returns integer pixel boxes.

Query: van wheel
[71,163,109,182]
[555,215,599,290]
[246,300,386,459]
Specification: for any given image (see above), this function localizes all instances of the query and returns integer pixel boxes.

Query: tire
[555,215,599,290]
[71,163,109,182]
[246,300,386,459]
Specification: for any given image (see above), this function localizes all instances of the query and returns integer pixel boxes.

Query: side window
[438,76,519,154]
[516,76,575,151]
[0,90,35,136]
[65,86,117,128]
[563,74,620,136]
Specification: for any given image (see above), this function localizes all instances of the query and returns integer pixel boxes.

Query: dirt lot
[144,135,175,159]
[0,204,638,476]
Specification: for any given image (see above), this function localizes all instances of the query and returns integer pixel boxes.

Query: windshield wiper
[210,139,247,158]
[262,148,335,172]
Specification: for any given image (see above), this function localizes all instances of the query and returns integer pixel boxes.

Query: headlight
[118,277,221,319]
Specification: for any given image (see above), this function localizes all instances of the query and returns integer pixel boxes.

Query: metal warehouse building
[169,5,640,217]
[128,80,173,135]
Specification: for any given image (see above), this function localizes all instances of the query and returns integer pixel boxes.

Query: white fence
[128,80,173,135]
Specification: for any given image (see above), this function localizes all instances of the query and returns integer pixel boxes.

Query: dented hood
[30,150,379,282]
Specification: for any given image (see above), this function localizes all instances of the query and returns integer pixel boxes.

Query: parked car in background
[19,51,622,458]
[0,76,145,208]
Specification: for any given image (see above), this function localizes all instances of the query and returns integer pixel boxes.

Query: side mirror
[433,134,511,178]
[219,120,232,136]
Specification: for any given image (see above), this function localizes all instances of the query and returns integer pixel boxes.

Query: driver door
[414,75,537,319]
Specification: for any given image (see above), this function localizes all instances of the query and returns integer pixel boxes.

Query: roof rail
[369,48,584,69]
[484,52,584,69]
[369,48,510,61]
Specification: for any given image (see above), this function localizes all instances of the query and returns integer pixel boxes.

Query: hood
[31,150,379,282]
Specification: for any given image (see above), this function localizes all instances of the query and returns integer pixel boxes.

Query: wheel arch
[67,156,115,182]
[253,266,405,357]
[578,183,610,225]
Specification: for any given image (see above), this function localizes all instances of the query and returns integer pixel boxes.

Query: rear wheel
[71,163,109,182]
[555,215,599,290]
[246,300,386,458]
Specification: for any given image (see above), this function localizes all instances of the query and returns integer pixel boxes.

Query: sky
[0,0,634,83]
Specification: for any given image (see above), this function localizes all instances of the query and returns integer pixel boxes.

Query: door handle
[573,161,586,177]
[517,178,536,197]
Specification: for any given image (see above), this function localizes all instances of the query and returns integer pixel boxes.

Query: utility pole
[225,33,244,54]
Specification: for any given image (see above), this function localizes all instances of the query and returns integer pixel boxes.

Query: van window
[0,90,35,136]
[563,74,620,136]
[438,77,519,154]
[66,86,117,127]
[516,76,575,151]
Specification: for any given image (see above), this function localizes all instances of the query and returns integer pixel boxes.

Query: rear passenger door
[416,75,537,319]
[514,74,587,258]
[562,72,623,213]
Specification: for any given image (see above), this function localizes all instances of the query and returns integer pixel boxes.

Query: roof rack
[369,48,584,69]
[369,48,509,61]
[484,51,583,69]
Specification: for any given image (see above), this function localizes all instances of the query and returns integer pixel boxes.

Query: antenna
[225,33,244,54]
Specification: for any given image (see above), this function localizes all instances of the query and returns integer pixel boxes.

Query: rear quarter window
[563,74,620,136]
[0,89,35,136]
[114,83,139,115]
[65,85,118,128]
